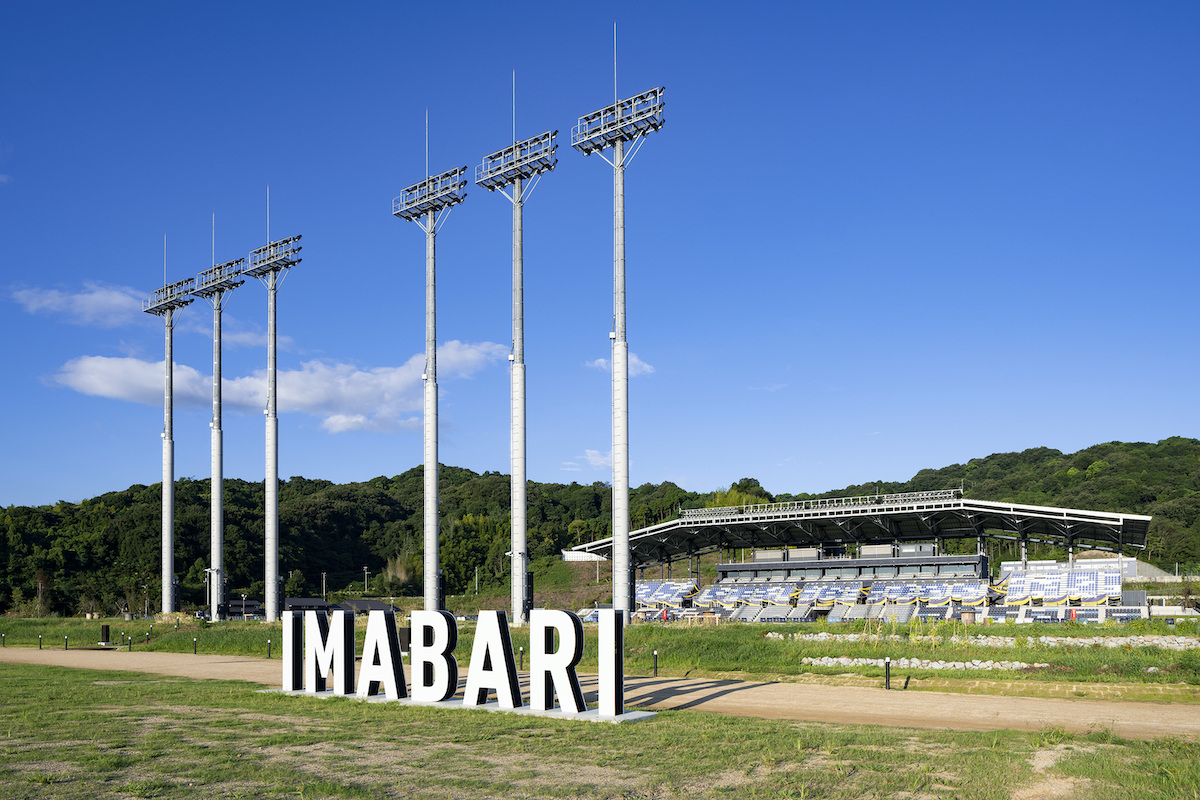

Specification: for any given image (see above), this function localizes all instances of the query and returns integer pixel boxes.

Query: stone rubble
[764,630,1200,651]
[797,655,1051,671]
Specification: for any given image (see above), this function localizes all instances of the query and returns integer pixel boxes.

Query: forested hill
[4,437,1200,615]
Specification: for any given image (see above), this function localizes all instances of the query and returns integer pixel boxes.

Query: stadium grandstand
[566,488,1155,624]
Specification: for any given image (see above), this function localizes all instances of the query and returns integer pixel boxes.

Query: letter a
[529,609,585,713]
[357,609,408,700]
[463,610,522,709]
[410,610,459,702]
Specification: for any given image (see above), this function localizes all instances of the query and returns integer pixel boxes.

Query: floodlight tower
[476,129,558,626]
[393,166,467,612]
[191,257,245,621]
[244,234,302,623]
[142,277,195,614]
[572,86,665,620]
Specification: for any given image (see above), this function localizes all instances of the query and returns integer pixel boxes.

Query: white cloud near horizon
[12,283,289,349]
[584,353,655,377]
[583,449,612,469]
[52,340,507,433]
[12,282,146,328]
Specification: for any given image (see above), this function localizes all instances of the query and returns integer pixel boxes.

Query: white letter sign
[529,609,585,713]
[357,609,408,700]
[463,610,522,709]
[410,610,459,702]
[281,610,304,691]
[305,609,355,694]
[597,609,624,717]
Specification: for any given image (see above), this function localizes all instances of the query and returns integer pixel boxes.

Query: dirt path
[2,647,1196,740]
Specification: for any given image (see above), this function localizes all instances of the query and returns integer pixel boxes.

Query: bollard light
[653,649,658,678]
[193,637,197,655]
[64,636,68,651]
[885,656,891,690]
[268,639,272,659]
[519,646,524,671]
[38,634,42,650]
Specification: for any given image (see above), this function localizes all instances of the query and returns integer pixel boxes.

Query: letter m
[304,609,355,694]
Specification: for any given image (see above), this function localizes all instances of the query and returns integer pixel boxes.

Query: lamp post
[142,277,194,615]
[244,235,302,623]
[476,129,557,625]
[393,166,467,612]
[572,86,665,621]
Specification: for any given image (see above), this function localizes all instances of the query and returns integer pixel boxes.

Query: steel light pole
[572,87,665,620]
[143,277,194,615]
[476,129,557,625]
[393,166,467,611]
[191,257,245,621]
[244,235,302,623]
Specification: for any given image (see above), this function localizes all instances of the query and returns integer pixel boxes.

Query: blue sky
[2,2,1197,508]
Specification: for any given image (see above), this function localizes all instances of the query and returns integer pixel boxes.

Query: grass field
[1,662,1199,799]
[3,616,1199,697]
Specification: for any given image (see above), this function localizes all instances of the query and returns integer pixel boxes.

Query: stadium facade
[567,489,1159,624]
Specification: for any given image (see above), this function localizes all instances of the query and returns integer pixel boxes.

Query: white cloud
[0,174,12,184]
[561,462,582,472]
[54,355,208,406]
[12,282,146,328]
[584,353,655,376]
[219,329,295,350]
[51,339,507,433]
[584,449,612,469]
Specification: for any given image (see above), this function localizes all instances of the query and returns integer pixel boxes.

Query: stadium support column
[611,135,630,619]
[393,166,467,612]
[265,269,279,621]
[511,180,526,624]
[571,86,664,622]
[191,258,245,621]
[212,303,222,619]
[162,311,176,614]
[476,129,558,625]
[244,236,302,623]
[423,207,439,612]
[143,278,194,615]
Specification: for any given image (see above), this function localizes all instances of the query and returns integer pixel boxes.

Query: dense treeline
[5,438,1200,615]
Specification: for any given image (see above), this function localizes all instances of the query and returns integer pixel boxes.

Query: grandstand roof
[569,489,1151,568]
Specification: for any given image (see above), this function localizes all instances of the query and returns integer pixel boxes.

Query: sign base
[261,688,657,724]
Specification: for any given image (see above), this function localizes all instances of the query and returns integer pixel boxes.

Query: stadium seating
[634,580,698,609]
[787,604,814,622]
[877,605,914,623]
[756,604,793,623]
[673,563,1123,626]
[992,568,1121,606]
